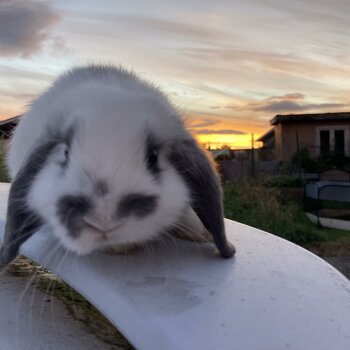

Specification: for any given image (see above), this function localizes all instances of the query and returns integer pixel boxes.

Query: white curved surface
[1,182,350,349]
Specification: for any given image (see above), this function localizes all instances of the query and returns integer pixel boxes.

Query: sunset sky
[1,0,350,148]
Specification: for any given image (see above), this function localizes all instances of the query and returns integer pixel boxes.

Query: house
[210,148,232,160]
[256,128,275,161]
[258,112,350,162]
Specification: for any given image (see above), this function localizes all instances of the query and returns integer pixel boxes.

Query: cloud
[225,104,240,110]
[266,93,305,101]
[0,90,38,100]
[225,92,349,114]
[79,12,232,45]
[123,16,223,41]
[195,129,247,135]
[0,0,62,57]
[252,100,348,113]
[0,64,53,81]
[186,118,218,128]
[174,45,350,84]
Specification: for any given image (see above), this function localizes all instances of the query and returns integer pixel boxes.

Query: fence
[218,159,279,181]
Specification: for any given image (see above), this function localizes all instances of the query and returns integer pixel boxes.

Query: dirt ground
[306,241,350,279]
[322,256,350,279]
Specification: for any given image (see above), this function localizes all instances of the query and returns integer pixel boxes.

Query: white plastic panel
[1,182,350,350]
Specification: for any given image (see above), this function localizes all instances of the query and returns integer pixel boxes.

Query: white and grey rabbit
[0,65,235,264]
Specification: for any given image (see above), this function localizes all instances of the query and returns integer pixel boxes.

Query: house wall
[274,123,283,161]
[275,120,350,162]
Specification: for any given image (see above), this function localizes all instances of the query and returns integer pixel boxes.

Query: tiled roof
[270,112,350,125]
[0,115,20,138]
[0,115,20,126]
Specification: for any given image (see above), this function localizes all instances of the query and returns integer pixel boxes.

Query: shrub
[290,148,350,173]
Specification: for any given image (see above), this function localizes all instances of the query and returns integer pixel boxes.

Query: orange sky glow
[1,0,350,149]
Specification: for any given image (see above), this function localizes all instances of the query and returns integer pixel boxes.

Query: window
[320,130,330,156]
[334,130,345,156]
[316,126,349,157]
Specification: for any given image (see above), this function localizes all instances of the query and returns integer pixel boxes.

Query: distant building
[258,112,350,162]
[209,149,233,160]
[256,128,275,161]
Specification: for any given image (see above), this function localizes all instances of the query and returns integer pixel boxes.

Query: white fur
[8,65,196,255]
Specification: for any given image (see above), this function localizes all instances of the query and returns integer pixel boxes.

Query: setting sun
[196,133,259,150]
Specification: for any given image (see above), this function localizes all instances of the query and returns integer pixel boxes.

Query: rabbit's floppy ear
[0,140,58,265]
[168,139,235,258]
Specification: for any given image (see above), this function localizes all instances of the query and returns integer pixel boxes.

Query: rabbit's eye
[57,144,70,169]
[148,148,158,169]
[146,135,161,177]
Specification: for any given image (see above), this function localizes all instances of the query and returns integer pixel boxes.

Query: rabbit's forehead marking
[94,179,109,197]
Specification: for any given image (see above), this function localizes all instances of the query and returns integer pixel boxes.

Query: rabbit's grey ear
[0,140,58,265]
[168,139,235,258]
[0,194,42,265]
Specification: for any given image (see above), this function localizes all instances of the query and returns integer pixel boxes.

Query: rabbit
[0,65,236,264]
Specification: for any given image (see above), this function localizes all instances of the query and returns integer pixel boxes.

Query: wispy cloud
[266,93,305,101]
[0,64,53,81]
[0,90,38,100]
[246,92,349,113]
[223,92,349,115]
[186,117,219,129]
[112,16,227,41]
[0,0,62,57]
[65,10,233,47]
[252,100,348,113]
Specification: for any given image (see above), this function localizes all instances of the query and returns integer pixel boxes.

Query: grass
[0,140,10,183]
[223,177,350,251]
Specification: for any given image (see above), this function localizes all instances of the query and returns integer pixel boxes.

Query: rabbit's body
[0,65,235,264]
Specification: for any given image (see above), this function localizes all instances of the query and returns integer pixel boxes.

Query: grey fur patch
[0,140,59,265]
[168,139,235,258]
[118,193,158,218]
[56,195,92,238]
